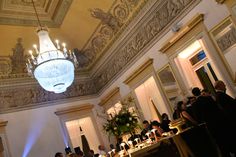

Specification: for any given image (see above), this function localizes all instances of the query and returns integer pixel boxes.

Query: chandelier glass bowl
[26,0,78,93]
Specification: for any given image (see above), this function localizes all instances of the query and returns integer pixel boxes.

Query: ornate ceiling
[0,0,72,27]
[0,0,201,113]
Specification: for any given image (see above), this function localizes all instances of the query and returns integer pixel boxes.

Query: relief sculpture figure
[90,8,121,31]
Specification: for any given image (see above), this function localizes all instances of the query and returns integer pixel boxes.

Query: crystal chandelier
[26,0,78,93]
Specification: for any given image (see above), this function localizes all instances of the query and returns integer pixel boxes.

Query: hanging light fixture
[26,0,78,93]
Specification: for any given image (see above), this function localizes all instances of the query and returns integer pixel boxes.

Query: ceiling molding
[124,59,153,85]
[0,77,97,113]
[215,0,226,4]
[55,103,94,116]
[78,0,150,69]
[0,0,72,27]
[0,120,8,127]
[92,0,201,92]
[159,13,204,53]
[98,87,120,106]
[0,0,202,113]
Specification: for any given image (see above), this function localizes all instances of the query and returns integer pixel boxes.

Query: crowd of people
[173,80,236,157]
[54,80,236,157]
[54,146,102,157]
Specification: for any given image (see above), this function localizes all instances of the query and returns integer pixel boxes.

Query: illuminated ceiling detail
[0,0,201,113]
[0,0,72,27]
[77,0,148,69]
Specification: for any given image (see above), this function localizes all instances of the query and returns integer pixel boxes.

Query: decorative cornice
[0,0,72,27]
[93,0,201,91]
[159,13,204,53]
[124,59,153,85]
[78,0,149,69]
[0,0,201,113]
[215,0,226,4]
[99,87,120,106]
[234,72,236,84]
[0,120,8,127]
[0,78,97,113]
[55,103,94,116]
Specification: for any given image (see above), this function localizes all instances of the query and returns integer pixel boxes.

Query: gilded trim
[234,72,236,84]
[215,0,226,4]
[209,16,236,83]
[0,121,8,127]
[99,87,120,106]
[55,104,94,116]
[160,14,204,53]
[124,59,153,85]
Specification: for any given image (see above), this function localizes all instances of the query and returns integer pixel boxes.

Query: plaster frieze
[77,0,149,69]
[0,38,97,113]
[0,0,72,27]
[55,103,94,116]
[93,0,201,91]
[215,0,226,4]
[216,26,236,52]
[0,0,201,113]
[0,79,97,113]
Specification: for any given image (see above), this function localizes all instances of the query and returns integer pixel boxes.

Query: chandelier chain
[31,0,42,28]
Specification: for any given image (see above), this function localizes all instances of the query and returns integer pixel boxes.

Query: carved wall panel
[0,79,97,113]
[93,0,201,91]
[0,0,72,27]
[0,38,26,77]
[0,0,201,112]
[0,57,11,75]
[79,0,149,69]
[210,16,236,83]
[215,0,226,4]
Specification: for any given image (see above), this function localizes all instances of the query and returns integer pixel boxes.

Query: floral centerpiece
[103,97,140,138]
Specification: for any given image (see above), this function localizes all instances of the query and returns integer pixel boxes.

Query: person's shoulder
[198,95,214,101]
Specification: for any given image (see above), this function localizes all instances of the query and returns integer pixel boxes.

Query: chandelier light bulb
[62,43,66,47]
[55,39,60,49]
[33,44,39,54]
[29,50,33,55]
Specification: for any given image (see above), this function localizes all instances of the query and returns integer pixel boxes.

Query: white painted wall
[0,99,99,157]
[0,0,236,157]
[225,46,236,78]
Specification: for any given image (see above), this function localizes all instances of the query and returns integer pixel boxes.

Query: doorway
[176,40,218,95]
[134,76,170,122]
[65,117,100,154]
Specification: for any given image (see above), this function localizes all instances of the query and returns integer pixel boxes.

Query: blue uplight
[22,112,46,157]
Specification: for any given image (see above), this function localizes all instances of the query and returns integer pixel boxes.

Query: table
[127,125,220,157]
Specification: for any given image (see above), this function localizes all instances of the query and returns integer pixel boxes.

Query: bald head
[214,80,226,92]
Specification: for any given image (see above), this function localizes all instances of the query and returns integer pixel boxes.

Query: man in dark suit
[191,87,232,157]
[214,80,236,156]
[214,80,236,120]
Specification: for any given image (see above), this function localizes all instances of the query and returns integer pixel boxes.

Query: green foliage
[103,98,140,137]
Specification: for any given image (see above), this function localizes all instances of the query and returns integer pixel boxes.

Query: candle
[120,142,125,150]
[28,50,34,60]
[27,58,31,64]
[128,140,133,148]
[108,151,112,157]
[134,138,139,144]
[145,132,150,138]
[151,129,158,141]
[33,44,39,54]
[55,39,60,49]
[62,42,67,53]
